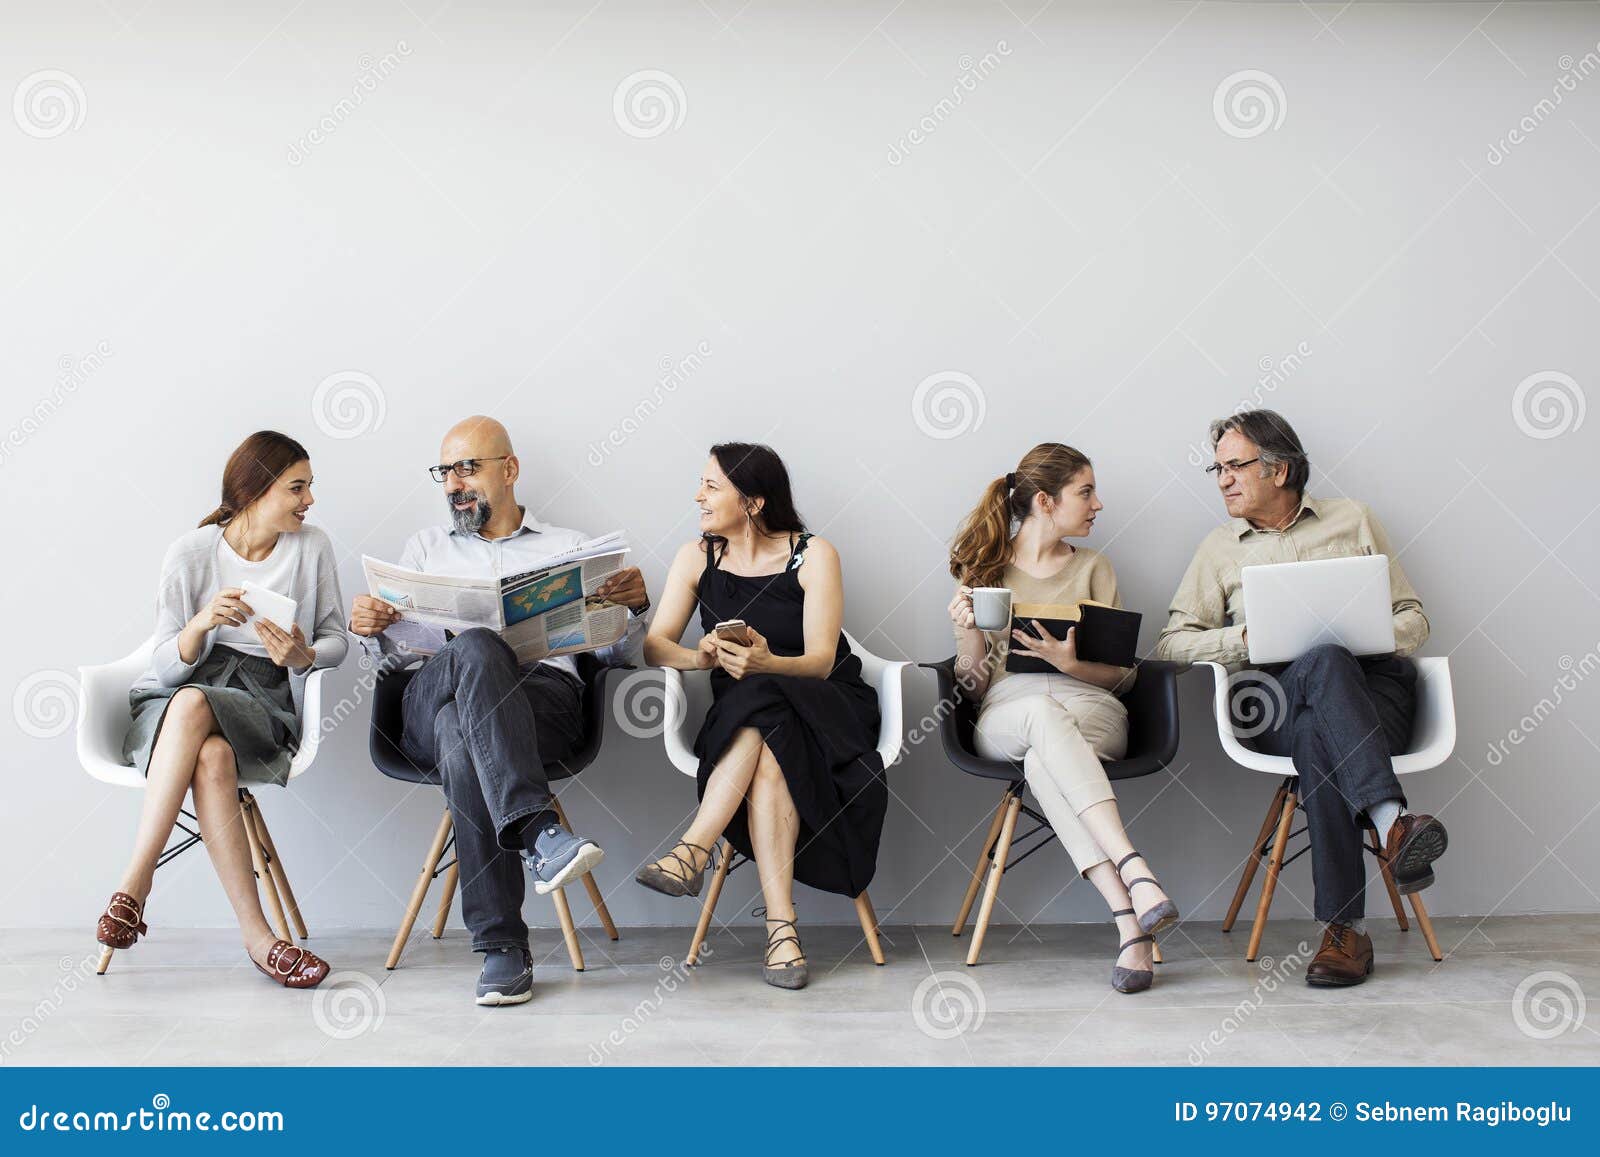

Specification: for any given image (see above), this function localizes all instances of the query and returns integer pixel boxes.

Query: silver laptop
[1242,554,1395,665]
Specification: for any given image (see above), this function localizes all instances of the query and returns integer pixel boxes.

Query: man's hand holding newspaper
[361,532,634,665]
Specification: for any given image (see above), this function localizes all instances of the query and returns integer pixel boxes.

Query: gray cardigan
[133,524,349,712]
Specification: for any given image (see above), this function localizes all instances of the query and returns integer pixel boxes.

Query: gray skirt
[122,645,300,787]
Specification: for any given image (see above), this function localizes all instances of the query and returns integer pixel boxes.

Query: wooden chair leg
[248,798,308,940]
[1223,781,1289,933]
[966,794,1021,967]
[953,792,1010,937]
[687,838,732,966]
[861,891,881,933]
[1407,889,1443,961]
[1368,828,1410,931]
[241,791,292,944]
[551,886,585,971]
[550,798,619,940]
[855,892,886,965]
[1245,789,1297,962]
[386,808,453,970]
[431,862,458,939]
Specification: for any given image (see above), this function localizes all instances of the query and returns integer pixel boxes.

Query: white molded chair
[76,636,330,969]
[1200,656,1456,962]
[659,630,908,967]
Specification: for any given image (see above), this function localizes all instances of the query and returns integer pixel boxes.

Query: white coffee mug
[970,587,1012,632]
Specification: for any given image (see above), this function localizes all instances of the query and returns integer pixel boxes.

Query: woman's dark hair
[708,442,806,537]
[199,431,311,528]
[949,442,1093,590]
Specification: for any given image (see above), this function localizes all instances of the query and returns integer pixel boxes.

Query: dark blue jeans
[399,628,584,952]
[1245,643,1417,924]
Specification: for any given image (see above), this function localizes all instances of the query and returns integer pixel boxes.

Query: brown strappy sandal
[252,940,331,989]
[96,892,148,950]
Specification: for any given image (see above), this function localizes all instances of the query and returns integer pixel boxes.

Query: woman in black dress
[638,443,885,989]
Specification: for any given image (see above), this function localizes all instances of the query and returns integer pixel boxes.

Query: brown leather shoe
[1305,923,1374,987]
[95,892,148,950]
[1383,813,1448,894]
[251,941,331,989]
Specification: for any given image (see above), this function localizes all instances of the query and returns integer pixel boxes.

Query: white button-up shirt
[362,509,645,680]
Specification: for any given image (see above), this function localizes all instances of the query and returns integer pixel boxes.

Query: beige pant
[973,673,1129,876]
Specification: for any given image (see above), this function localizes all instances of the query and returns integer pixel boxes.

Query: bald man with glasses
[351,416,650,1006]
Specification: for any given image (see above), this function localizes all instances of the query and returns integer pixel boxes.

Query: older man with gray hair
[1154,409,1448,987]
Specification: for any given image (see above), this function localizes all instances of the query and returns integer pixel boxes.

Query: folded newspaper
[362,532,631,665]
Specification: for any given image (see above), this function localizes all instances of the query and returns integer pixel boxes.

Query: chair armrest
[873,660,910,768]
[660,666,701,776]
[1120,659,1180,765]
[75,642,155,771]
[287,668,327,779]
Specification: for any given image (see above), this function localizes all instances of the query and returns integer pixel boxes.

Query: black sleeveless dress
[694,533,886,897]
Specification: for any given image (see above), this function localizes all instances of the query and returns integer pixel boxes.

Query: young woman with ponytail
[948,443,1178,994]
[100,431,348,988]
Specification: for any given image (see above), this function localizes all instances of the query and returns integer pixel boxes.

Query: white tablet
[240,580,299,636]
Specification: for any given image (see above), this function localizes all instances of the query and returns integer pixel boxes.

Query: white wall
[3,0,1598,933]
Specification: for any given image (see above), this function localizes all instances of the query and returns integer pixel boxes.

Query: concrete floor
[3,916,1597,1066]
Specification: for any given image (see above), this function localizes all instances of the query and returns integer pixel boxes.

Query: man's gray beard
[448,491,491,535]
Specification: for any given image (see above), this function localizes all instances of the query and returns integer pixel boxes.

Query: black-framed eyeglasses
[1204,457,1261,477]
[429,456,510,483]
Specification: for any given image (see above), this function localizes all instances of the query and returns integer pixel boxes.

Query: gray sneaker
[523,824,605,896]
[475,946,533,1006]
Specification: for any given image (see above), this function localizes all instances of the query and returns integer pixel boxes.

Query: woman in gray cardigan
[97,431,347,988]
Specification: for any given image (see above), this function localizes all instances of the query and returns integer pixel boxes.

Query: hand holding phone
[713,619,753,647]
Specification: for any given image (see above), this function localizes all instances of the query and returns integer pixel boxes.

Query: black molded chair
[919,657,1182,965]
[371,653,627,971]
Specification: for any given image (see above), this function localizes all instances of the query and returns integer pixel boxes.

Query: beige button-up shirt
[1152,494,1429,670]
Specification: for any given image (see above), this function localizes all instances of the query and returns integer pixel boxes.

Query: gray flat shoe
[1117,850,1179,934]
[757,907,808,990]
[1110,909,1153,994]
[634,840,712,898]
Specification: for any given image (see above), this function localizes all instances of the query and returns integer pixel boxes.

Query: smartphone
[713,619,753,646]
